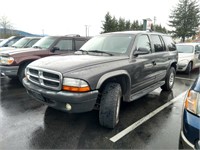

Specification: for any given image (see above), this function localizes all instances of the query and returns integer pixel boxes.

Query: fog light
[66,103,72,111]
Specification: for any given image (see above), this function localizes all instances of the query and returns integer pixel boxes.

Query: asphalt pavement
[0,69,199,149]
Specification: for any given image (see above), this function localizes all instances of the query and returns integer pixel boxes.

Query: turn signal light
[62,85,90,92]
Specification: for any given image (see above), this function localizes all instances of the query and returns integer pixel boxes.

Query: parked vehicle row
[1,31,199,149]
[0,35,89,82]
[0,36,24,47]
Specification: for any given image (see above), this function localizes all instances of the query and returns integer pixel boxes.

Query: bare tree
[0,16,13,38]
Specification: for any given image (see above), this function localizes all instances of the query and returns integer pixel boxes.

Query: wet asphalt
[0,69,199,149]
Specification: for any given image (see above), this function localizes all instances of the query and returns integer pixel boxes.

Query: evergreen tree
[169,0,200,42]
[118,17,126,31]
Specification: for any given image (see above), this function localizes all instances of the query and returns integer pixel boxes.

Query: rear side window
[162,36,176,51]
[150,35,165,52]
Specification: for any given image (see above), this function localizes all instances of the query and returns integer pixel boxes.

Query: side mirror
[4,44,8,47]
[51,47,60,52]
[134,47,150,56]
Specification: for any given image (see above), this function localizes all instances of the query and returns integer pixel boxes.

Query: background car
[0,36,24,47]
[176,43,200,74]
[179,76,200,149]
[0,39,5,43]
[0,37,41,51]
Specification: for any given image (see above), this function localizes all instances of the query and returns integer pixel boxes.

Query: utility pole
[85,25,88,37]
[85,25,90,37]
[153,16,156,31]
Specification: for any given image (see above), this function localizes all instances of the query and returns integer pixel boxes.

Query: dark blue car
[179,76,200,149]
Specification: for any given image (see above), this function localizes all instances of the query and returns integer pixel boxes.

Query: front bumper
[23,77,99,113]
[0,65,19,76]
[177,63,187,71]
[180,130,194,149]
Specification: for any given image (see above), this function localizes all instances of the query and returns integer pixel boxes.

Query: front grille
[27,67,62,91]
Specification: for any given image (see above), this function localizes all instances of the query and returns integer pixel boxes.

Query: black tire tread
[99,82,122,128]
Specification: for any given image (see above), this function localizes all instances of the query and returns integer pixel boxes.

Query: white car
[176,43,200,73]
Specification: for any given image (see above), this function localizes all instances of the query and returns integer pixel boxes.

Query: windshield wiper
[33,46,42,49]
[76,49,89,54]
[11,46,17,48]
[88,50,113,56]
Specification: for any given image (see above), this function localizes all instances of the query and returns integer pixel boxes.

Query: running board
[130,81,165,101]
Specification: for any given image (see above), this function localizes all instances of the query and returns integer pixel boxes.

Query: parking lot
[0,69,199,149]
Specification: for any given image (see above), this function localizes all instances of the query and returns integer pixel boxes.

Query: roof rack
[65,34,81,37]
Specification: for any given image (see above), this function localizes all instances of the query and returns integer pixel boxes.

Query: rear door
[149,34,170,82]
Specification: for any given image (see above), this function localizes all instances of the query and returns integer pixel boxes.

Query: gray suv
[23,31,178,128]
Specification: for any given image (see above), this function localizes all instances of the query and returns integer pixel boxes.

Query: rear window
[162,36,176,51]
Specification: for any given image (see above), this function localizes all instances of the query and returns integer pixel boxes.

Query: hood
[0,47,15,51]
[178,53,194,61]
[0,48,40,56]
[28,54,129,74]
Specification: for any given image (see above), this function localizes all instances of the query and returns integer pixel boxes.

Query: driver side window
[55,39,73,51]
[136,35,151,52]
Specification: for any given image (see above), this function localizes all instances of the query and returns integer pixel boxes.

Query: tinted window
[75,40,86,50]
[54,39,73,50]
[151,35,165,52]
[162,36,176,51]
[136,35,151,52]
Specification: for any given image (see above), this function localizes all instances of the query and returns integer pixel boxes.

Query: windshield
[12,38,29,48]
[176,45,194,53]
[32,37,56,49]
[0,36,14,47]
[80,34,133,54]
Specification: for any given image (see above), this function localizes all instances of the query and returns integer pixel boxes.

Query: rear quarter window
[162,36,176,51]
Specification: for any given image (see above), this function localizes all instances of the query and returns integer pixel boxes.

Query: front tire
[161,67,175,91]
[99,82,122,128]
[185,62,192,74]
[18,62,30,83]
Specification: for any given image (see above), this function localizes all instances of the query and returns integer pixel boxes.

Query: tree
[0,16,13,38]
[169,0,200,42]
[101,12,118,33]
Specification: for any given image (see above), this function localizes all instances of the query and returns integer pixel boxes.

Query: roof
[103,30,167,36]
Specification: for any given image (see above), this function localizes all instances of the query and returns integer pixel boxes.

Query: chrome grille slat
[27,67,62,91]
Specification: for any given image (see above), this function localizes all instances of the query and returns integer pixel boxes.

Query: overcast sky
[0,0,180,36]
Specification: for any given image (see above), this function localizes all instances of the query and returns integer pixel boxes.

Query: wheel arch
[96,70,131,102]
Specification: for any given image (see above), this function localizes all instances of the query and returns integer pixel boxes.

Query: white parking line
[175,77,195,82]
[109,91,187,143]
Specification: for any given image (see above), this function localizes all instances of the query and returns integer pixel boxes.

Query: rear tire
[161,67,175,91]
[99,82,122,128]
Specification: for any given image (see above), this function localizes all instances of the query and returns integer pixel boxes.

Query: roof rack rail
[65,34,81,37]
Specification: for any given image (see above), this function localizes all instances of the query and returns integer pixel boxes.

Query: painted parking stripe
[109,91,187,143]
[175,77,195,82]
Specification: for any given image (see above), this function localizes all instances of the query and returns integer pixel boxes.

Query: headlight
[0,56,14,65]
[184,90,200,116]
[62,78,90,92]
[178,59,189,66]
